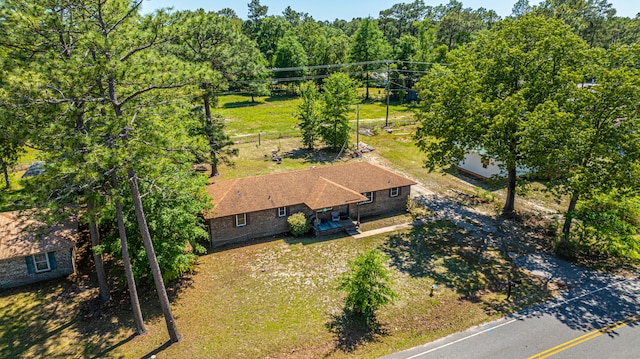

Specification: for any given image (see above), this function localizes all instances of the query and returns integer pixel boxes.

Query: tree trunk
[203,93,219,177]
[2,160,9,189]
[210,152,219,177]
[127,167,181,343]
[559,192,580,250]
[87,199,110,304]
[111,172,146,335]
[502,167,517,217]
[365,70,370,101]
[555,192,580,258]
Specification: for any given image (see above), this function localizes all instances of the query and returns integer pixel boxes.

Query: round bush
[287,212,311,236]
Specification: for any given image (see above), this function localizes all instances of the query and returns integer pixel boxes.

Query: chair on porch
[331,211,340,222]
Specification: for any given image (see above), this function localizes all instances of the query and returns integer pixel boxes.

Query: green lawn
[0,223,550,358]
[216,93,414,137]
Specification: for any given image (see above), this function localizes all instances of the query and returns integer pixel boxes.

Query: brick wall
[0,248,75,289]
[209,204,312,245]
[350,185,411,218]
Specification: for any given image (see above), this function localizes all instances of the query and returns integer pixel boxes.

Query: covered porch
[304,177,368,237]
[310,204,360,236]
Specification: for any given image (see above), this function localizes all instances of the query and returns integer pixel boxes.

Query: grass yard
[0,222,551,358]
[216,93,414,137]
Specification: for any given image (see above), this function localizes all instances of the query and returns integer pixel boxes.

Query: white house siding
[457,151,529,179]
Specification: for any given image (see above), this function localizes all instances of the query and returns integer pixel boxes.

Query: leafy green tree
[338,250,397,320]
[378,0,427,44]
[0,49,26,189]
[524,44,640,250]
[319,73,356,151]
[297,21,328,67]
[282,5,309,26]
[511,0,532,17]
[531,0,616,48]
[104,166,210,282]
[573,191,640,261]
[0,111,25,189]
[296,81,322,149]
[350,17,390,100]
[325,28,352,66]
[415,15,587,216]
[273,32,307,79]
[254,16,291,64]
[394,34,419,62]
[435,0,494,51]
[243,0,269,39]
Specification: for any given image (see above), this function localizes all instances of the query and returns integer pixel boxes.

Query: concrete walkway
[351,222,414,239]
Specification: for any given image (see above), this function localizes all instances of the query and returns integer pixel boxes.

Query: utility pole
[356,104,360,151]
[385,60,390,128]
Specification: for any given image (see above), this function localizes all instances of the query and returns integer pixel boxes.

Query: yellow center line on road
[528,313,640,359]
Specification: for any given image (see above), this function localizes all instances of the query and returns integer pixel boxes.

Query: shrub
[337,250,397,320]
[287,212,311,236]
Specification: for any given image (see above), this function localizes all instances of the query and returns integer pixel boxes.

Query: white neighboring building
[457,150,529,179]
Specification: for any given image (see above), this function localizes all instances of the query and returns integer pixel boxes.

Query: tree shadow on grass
[381,222,512,302]
[282,148,348,165]
[221,100,262,109]
[0,257,196,358]
[74,270,196,357]
[326,308,387,353]
[264,94,298,102]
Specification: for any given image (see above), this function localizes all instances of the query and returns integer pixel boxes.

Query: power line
[268,59,447,73]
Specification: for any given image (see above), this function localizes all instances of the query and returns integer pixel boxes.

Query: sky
[141,0,640,20]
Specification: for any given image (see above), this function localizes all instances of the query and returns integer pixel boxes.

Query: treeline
[219,0,640,93]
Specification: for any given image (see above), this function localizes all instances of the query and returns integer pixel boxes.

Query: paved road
[384,253,640,359]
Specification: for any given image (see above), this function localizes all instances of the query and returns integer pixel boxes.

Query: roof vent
[268,195,272,200]
[237,191,241,195]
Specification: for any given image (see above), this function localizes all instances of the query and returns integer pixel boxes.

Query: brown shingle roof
[305,178,367,211]
[0,211,76,260]
[205,162,416,218]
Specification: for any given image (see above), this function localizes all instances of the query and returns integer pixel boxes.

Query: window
[32,253,51,273]
[235,213,247,227]
[278,207,287,217]
[360,191,374,204]
[390,187,400,197]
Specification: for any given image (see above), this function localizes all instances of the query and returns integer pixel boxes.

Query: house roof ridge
[304,177,330,209]
[304,176,368,210]
[317,176,364,197]
[205,165,325,187]
[217,178,239,203]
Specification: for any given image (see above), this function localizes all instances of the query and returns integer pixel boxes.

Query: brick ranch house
[204,162,416,246]
[0,211,77,289]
